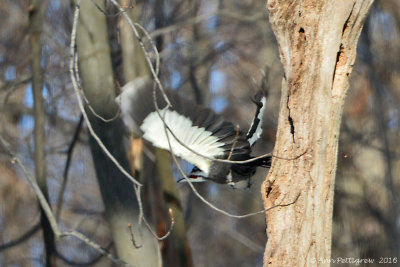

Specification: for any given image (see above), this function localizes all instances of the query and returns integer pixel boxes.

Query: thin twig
[72,34,121,123]
[90,0,134,17]
[171,141,299,219]
[227,125,240,160]
[85,94,121,122]
[77,83,121,122]
[128,223,142,249]
[0,222,41,251]
[60,231,127,266]
[134,185,144,227]
[133,22,161,77]
[142,208,174,241]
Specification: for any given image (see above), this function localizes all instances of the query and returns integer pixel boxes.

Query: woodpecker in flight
[116,77,271,188]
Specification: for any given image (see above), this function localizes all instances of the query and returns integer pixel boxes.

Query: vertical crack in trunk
[287,93,295,143]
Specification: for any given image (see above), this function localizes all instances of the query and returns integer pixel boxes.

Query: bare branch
[56,114,84,220]
[0,134,130,267]
[72,51,121,123]
[142,208,175,241]
[0,138,60,236]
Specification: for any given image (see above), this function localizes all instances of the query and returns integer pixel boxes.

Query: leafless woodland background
[0,0,399,266]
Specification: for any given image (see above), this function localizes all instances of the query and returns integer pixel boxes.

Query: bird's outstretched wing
[116,78,251,175]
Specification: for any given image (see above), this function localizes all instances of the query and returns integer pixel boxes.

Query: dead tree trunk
[262,1,373,266]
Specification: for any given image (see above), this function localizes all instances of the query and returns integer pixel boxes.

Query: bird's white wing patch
[141,109,225,175]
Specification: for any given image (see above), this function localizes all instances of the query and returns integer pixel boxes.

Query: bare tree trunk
[119,2,193,265]
[28,1,57,266]
[262,1,373,266]
[76,1,160,265]
[154,150,193,267]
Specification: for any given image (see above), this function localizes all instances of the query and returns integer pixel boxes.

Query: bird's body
[116,78,270,187]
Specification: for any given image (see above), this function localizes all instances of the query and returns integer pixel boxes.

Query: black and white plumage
[116,77,271,187]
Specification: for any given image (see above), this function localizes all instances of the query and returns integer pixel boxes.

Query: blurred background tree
[0,0,398,266]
